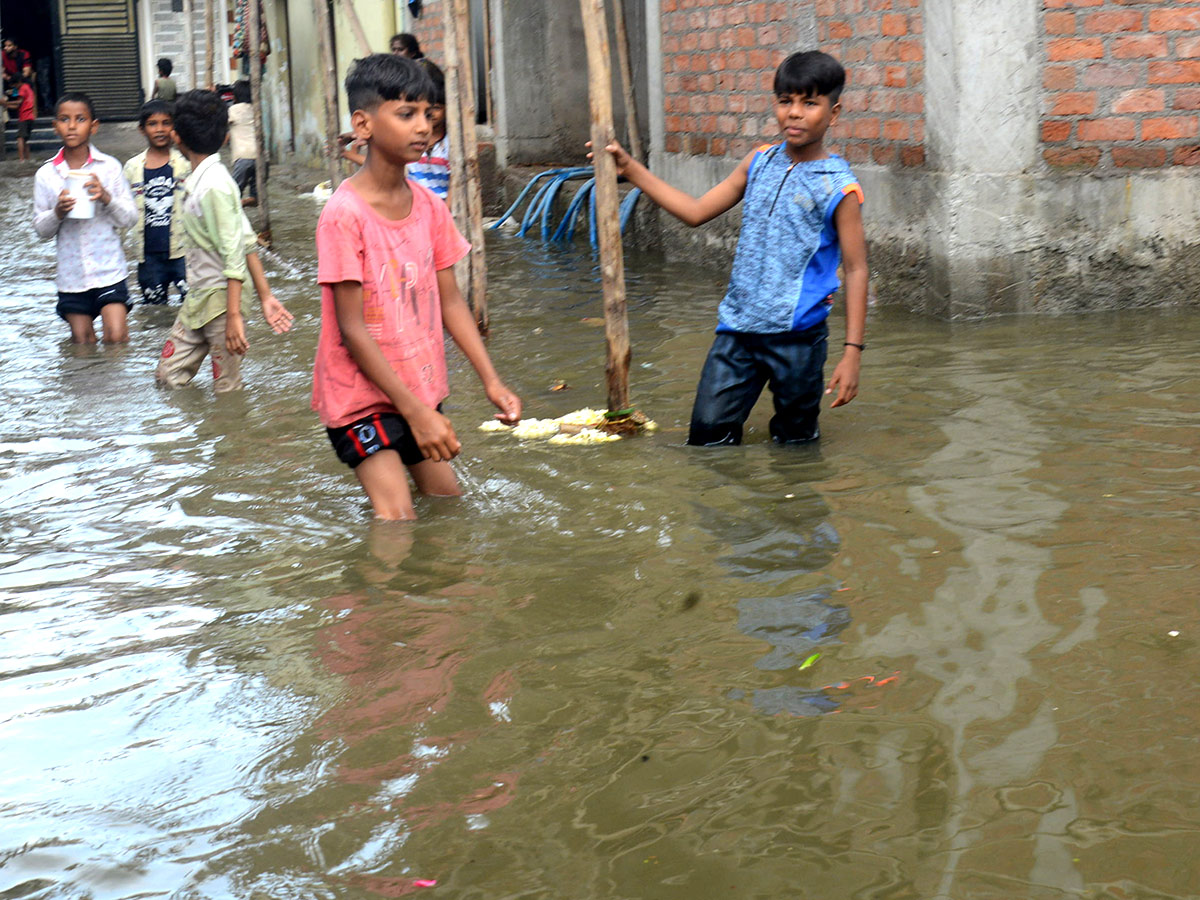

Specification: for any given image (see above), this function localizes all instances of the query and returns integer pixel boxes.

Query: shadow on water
[2,159,1200,899]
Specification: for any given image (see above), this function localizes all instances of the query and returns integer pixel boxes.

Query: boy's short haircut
[138,99,173,127]
[419,59,446,107]
[345,53,435,114]
[55,91,96,119]
[173,89,228,155]
[774,50,846,104]
[158,57,173,76]
[232,80,251,104]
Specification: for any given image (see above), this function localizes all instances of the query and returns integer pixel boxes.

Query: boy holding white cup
[33,92,137,343]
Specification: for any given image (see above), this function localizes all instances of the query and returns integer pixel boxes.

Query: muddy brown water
[2,149,1199,899]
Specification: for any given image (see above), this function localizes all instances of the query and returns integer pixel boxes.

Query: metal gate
[57,0,142,118]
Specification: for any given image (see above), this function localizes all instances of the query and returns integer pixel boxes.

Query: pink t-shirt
[312,179,470,428]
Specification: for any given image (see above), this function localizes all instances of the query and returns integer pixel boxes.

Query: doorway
[2,0,58,113]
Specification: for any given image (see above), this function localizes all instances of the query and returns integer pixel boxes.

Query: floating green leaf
[799,652,821,670]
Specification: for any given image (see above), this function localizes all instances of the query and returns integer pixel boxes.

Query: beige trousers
[155,313,243,393]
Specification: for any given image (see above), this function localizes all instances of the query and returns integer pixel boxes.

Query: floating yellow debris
[477,408,654,444]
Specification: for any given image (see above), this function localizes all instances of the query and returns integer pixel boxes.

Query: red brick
[1042,120,1073,142]
[856,15,882,36]
[829,20,853,38]
[1142,115,1199,138]
[1113,146,1167,167]
[1043,0,1102,7]
[1083,10,1143,32]
[900,145,925,167]
[853,117,882,138]
[1049,91,1097,114]
[1083,63,1139,86]
[665,134,682,153]
[1179,36,1200,57]
[881,13,908,35]
[1048,37,1105,60]
[872,144,898,164]
[1149,9,1200,30]
[1044,65,1077,90]
[898,93,924,113]
[1045,11,1076,33]
[1149,60,1200,83]
[898,39,923,61]
[1175,88,1200,109]
[1112,34,1168,57]
[1077,117,1136,140]
[884,65,907,86]
[1113,88,1166,112]
[1173,145,1200,164]
[882,119,911,140]
[1043,147,1101,167]
[871,39,901,61]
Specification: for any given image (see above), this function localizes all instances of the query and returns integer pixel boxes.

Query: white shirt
[34,145,137,292]
[227,103,257,161]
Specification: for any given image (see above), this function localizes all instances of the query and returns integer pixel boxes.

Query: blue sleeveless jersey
[717,146,862,334]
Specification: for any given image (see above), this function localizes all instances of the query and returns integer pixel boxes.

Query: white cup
[65,170,96,219]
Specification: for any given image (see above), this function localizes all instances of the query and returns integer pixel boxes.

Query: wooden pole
[312,0,342,190]
[248,0,271,245]
[442,0,489,331]
[609,0,643,163]
[579,0,630,412]
[335,0,373,58]
[204,0,214,88]
[183,0,198,90]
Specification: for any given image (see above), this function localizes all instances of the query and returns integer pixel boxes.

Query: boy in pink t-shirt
[313,54,521,520]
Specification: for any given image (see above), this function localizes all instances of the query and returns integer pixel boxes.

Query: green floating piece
[603,408,636,420]
[799,652,821,670]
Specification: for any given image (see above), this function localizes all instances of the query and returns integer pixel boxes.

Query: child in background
[405,59,449,199]
[152,58,177,102]
[6,73,35,161]
[596,50,868,446]
[227,80,262,207]
[33,92,138,343]
[156,89,292,393]
[123,100,190,304]
[313,54,521,520]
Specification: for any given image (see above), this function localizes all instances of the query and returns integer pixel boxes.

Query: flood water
[3,150,1200,900]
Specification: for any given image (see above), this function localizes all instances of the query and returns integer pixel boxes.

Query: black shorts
[55,280,132,321]
[327,410,432,469]
[16,119,32,140]
[137,253,187,305]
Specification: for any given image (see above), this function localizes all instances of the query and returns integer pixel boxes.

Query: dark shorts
[16,119,32,140]
[688,322,829,446]
[137,253,187,305]
[55,280,132,321]
[327,410,434,469]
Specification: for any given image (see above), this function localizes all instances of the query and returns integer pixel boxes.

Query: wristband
[844,341,865,351]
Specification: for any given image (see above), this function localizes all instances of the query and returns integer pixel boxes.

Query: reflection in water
[2,156,1199,898]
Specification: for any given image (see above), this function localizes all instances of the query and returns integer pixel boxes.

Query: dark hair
[138,99,173,127]
[55,92,96,119]
[157,57,173,77]
[232,80,251,104]
[774,50,846,104]
[345,53,435,113]
[419,58,445,107]
[172,89,228,154]
[390,33,423,58]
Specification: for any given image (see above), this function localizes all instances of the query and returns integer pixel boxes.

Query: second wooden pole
[579,0,631,412]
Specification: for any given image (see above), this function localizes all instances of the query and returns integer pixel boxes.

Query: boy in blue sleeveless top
[599,50,867,445]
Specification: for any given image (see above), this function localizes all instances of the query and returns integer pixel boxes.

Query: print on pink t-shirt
[312,180,470,428]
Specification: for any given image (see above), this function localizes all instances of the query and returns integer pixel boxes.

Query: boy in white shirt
[227,81,262,207]
[33,92,138,343]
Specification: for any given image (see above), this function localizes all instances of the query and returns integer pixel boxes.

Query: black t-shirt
[142,162,176,256]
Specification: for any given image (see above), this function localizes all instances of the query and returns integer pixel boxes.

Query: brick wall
[1042,0,1200,169]
[408,0,447,63]
[660,0,812,158]
[817,0,925,167]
